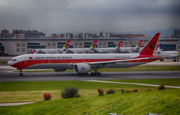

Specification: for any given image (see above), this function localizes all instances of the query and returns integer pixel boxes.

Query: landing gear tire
[20,73,23,76]
[90,72,101,76]
[173,59,177,62]
[160,59,164,61]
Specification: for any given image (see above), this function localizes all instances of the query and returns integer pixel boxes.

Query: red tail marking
[66,40,71,49]
[139,32,160,56]
[156,44,159,51]
[93,40,98,48]
[118,41,122,48]
[139,40,143,48]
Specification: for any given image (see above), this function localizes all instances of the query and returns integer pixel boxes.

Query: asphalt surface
[1,68,180,82]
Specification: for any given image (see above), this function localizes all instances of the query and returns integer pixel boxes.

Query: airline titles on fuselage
[31,56,132,60]
[32,56,73,59]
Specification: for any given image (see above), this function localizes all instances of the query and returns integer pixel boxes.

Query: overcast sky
[0,0,180,33]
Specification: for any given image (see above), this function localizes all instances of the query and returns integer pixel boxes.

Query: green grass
[0,89,180,115]
[0,79,180,103]
[19,65,180,72]
[0,62,7,64]
[0,81,156,103]
[1,79,180,92]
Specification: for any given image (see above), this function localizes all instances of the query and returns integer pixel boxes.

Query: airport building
[0,37,180,56]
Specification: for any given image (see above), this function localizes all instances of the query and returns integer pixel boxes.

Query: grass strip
[0,89,180,115]
[0,79,179,103]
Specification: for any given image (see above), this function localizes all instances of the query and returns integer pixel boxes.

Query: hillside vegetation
[0,89,180,115]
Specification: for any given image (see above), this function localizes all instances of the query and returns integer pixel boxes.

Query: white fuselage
[66,48,93,53]
[157,51,179,59]
[8,53,148,71]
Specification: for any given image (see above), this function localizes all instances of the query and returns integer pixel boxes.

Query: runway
[0,59,180,82]
[0,70,180,82]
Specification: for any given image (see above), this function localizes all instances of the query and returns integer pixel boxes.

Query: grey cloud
[0,0,180,33]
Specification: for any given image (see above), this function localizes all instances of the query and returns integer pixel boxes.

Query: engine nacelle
[74,63,92,74]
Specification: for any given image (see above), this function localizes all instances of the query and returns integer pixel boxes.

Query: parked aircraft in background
[118,40,143,53]
[65,41,97,53]
[92,41,122,53]
[27,40,71,54]
[93,40,143,53]
[8,32,161,76]
[155,44,180,61]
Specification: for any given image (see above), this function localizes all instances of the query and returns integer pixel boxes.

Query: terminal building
[0,37,180,56]
[0,29,180,56]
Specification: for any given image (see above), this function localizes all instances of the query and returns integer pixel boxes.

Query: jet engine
[74,63,92,74]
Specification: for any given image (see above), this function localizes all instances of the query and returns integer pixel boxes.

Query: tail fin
[135,40,143,48]
[118,41,122,48]
[61,40,71,49]
[66,40,71,49]
[156,44,161,52]
[115,41,122,48]
[89,40,97,48]
[138,40,143,48]
[139,32,160,56]
[159,43,162,48]
[93,40,97,48]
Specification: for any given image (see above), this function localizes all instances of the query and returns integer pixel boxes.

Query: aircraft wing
[87,57,160,67]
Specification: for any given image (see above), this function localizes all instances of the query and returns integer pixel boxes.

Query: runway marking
[86,80,180,89]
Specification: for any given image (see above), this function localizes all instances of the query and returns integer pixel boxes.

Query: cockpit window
[11,59,17,61]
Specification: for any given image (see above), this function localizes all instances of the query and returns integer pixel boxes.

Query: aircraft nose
[7,61,11,65]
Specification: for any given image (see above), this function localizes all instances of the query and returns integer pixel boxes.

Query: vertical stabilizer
[138,40,143,48]
[93,40,98,48]
[89,40,97,48]
[66,40,71,49]
[114,41,122,48]
[139,32,160,56]
[61,40,71,49]
[135,40,143,48]
[118,41,122,48]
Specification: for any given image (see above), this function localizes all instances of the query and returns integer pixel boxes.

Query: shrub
[132,89,138,92]
[125,90,132,93]
[98,88,104,96]
[121,89,125,93]
[106,88,115,94]
[147,88,152,91]
[43,93,52,100]
[61,86,79,98]
[158,84,165,90]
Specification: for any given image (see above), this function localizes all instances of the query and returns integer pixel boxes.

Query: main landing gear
[90,72,101,76]
[19,70,23,76]
[90,67,101,76]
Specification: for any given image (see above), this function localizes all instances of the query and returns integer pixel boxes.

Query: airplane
[65,41,97,53]
[8,32,161,76]
[118,40,143,53]
[92,41,123,53]
[93,40,143,53]
[27,40,71,54]
[155,44,180,61]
